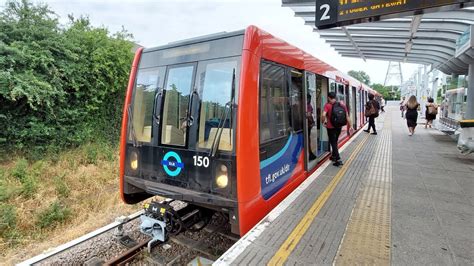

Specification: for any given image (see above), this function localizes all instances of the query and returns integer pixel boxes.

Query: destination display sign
[315,0,472,29]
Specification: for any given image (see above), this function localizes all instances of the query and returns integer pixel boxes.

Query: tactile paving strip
[335,115,392,266]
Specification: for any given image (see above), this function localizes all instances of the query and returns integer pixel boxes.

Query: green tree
[348,70,371,85]
[0,0,134,155]
[371,83,400,100]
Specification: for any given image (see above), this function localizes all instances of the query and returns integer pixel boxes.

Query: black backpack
[331,102,347,128]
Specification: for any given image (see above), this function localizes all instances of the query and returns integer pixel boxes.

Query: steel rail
[18,210,144,266]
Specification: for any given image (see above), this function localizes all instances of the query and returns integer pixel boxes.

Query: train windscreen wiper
[127,104,140,147]
[209,68,235,158]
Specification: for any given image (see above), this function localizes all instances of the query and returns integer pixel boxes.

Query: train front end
[120,32,244,235]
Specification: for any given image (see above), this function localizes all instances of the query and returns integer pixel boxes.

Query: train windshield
[130,34,243,153]
[196,58,238,151]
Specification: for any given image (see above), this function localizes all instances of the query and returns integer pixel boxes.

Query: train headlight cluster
[130,151,138,170]
[216,164,228,188]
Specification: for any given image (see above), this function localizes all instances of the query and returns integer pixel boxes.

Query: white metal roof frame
[282,1,474,75]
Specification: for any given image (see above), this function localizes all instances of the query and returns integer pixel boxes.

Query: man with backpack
[364,93,380,135]
[322,92,351,167]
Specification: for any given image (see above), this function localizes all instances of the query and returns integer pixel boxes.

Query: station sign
[315,0,473,29]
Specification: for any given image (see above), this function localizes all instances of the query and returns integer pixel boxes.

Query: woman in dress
[425,97,438,128]
[405,95,419,136]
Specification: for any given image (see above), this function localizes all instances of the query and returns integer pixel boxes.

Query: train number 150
[193,155,209,168]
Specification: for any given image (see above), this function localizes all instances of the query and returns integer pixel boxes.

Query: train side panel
[236,26,312,235]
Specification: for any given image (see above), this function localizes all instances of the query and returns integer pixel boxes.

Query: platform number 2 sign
[315,0,337,28]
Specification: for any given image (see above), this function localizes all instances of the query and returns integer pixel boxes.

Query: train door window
[305,72,318,166]
[329,80,336,93]
[290,69,303,132]
[161,64,195,146]
[196,57,240,151]
[351,86,357,129]
[319,77,329,156]
[131,67,165,143]
[345,85,350,109]
[260,62,289,144]
[337,83,345,103]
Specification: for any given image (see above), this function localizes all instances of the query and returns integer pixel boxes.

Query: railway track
[105,216,238,265]
[19,201,238,265]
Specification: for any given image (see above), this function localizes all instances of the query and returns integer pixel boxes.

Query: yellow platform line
[268,134,371,266]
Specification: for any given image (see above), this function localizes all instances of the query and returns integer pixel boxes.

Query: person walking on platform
[425,97,438,129]
[400,96,406,118]
[364,94,380,135]
[380,97,385,112]
[322,92,351,167]
[405,95,420,136]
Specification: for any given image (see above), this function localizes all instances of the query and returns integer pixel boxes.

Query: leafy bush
[0,0,134,155]
[36,201,71,229]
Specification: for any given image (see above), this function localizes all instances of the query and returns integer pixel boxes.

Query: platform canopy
[282,0,474,75]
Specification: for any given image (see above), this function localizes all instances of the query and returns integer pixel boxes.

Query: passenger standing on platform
[364,94,380,135]
[425,97,438,129]
[322,92,350,167]
[380,97,385,112]
[400,96,406,118]
[405,95,420,136]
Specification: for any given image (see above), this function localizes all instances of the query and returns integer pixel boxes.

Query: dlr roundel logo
[161,151,184,177]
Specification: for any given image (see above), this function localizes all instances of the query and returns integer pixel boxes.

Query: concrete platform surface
[215,106,474,266]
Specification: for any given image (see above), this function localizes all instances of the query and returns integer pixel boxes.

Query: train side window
[131,67,165,143]
[260,62,290,144]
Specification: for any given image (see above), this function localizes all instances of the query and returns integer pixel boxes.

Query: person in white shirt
[399,96,406,118]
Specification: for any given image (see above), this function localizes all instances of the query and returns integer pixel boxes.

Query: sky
[1,0,422,85]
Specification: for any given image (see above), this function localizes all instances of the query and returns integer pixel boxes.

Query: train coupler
[139,201,172,253]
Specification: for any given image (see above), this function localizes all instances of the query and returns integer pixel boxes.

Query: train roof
[243,26,375,93]
[143,30,245,53]
[142,25,376,94]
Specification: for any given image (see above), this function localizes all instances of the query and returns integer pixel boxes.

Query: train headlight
[216,174,228,188]
[130,151,138,170]
[216,164,228,188]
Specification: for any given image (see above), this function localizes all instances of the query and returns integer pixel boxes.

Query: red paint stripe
[119,48,143,202]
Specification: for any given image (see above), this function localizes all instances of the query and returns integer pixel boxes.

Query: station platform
[216,107,474,265]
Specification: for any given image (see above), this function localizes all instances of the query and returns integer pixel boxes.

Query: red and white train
[120,26,378,236]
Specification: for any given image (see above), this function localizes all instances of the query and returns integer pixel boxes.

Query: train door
[344,85,351,125]
[304,73,329,171]
[363,91,368,122]
[359,89,364,126]
[258,62,305,200]
[352,86,357,129]
[304,72,318,170]
[319,77,329,158]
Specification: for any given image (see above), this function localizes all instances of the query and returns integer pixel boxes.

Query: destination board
[315,0,473,29]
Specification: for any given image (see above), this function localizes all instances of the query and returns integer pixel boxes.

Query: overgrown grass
[11,159,28,182]
[36,201,71,229]
[0,141,139,262]
[0,204,16,236]
[54,175,69,199]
